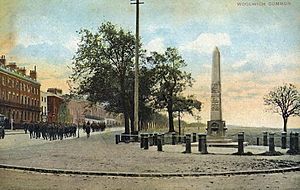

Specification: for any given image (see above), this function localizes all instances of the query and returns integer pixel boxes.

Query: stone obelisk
[207,47,226,137]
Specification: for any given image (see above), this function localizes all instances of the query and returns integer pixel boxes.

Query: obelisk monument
[207,47,226,137]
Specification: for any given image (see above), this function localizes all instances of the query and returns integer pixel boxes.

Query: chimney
[0,55,6,66]
[30,67,37,80]
[18,67,26,75]
[47,88,62,95]
[7,62,17,70]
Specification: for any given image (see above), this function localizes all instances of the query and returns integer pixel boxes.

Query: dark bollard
[238,132,244,154]
[115,134,120,144]
[289,132,295,153]
[295,132,299,153]
[263,132,268,146]
[149,134,154,146]
[198,134,202,152]
[161,133,165,145]
[172,133,176,145]
[178,135,182,143]
[281,132,287,149]
[154,133,158,146]
[144,134,149,150]
[269,133,275,153]
[124,134,130,143]
[140,134,145,148]
[157,134,163,152]
[199,133,208,154]
[256,137,260,146]
[185,134,191,153]
[192,133,197,143]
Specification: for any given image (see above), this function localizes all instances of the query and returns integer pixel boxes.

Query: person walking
[85,121,91,138]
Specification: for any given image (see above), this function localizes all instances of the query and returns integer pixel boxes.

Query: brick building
[46,88,63,123]
[0,55,40,126]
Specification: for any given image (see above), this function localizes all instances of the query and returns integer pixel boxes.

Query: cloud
[9,43,73,63]
[229,52,300,73]
[64,35,80,53]
[180,33,232,54]
[144,37,166,54]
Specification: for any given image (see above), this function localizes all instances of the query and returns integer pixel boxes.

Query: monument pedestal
[207,120,227,137]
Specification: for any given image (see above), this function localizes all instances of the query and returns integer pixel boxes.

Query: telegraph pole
[130,0,143,133]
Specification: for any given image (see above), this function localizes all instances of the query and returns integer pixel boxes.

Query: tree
[69,22,136,134]
[173,95,202,135]
[147,47,196,132]
[264,83,300,132]
[58,102,72,124]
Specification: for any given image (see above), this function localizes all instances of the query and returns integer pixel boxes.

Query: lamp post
[130,0,144,134]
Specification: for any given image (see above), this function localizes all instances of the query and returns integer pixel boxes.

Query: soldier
[85,121,91,138]
[49,123,54,141]
[58,123,63,140]
[23,122,28,134]
[41,123,47,140]
[28,123,34,139]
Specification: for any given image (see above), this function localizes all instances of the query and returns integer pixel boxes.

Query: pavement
[0,127,299,189]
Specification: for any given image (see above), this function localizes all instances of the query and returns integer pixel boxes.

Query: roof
[0,64,40,85]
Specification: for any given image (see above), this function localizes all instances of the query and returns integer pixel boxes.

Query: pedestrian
[86,121,91,138]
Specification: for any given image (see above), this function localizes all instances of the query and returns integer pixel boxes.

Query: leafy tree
[173,95,202,134]
[147,47,196,132]
[69,22,136,134]
[264,83,300,132]
[58,101,72,123]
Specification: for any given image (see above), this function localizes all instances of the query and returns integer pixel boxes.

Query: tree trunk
[124,113,130,134]
[130,114,134,134]
[167,104,175,132]
[121,79,130,134]
[178,111,181,135]
[283,116,288,132]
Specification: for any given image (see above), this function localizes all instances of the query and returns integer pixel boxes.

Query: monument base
[207,120,227,137]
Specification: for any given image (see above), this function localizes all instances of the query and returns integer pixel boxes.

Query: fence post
[115,134,120,144]
[140,134,145,148]
[185,134,191,153]
[199,133,208,154]
[256,137,260,146]
[281,132,287,149]
[198,134,202,152]
[161,133,165,145]
[172,132,176,145]
[295,132,299,153]
[263,132,268,146]
[238,132,244,154]
[154,133,158,146]
[269,132,275,153]
[157,134,163,151]
[149,133,153,146]
[144,134,149,150]
[289,132,295,153]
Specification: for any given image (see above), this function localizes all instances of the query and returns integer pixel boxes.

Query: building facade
[67,99,121,126]
[46,88,63,123]
[40,91,49,122]
[0,55,41,126]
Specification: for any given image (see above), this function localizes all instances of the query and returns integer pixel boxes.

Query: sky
[0,0,300,128]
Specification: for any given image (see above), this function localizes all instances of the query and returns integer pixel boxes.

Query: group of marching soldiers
[22,122,77,141]
[22,121,107,140]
